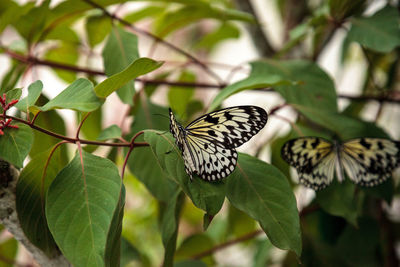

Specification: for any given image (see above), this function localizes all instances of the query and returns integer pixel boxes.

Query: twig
[0,114,148,148]
[191,230,264,259]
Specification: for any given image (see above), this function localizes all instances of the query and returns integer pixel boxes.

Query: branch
[4,48,400,104]
[0,160,71,266]
[233,0,275,57]
[82,0,223,84]
[0,114,148,148]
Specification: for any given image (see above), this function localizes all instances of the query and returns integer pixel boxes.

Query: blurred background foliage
[0,0,400,266]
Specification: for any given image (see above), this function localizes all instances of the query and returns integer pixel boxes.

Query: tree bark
[0,160,70,267]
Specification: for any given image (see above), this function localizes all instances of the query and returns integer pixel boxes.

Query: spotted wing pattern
[169,106,268,181]
[341,138,400,186]
[281,137,336,190]
[186,106,268,148]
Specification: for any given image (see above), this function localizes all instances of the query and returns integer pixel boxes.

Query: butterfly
[169,106,268,181]
[281,137,400,190]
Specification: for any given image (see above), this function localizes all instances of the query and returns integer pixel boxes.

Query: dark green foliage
[0,1,399,266]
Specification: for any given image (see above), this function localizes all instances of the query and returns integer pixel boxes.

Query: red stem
[0,114,148,148]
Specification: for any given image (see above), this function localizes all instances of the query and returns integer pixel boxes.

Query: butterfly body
[169,106,268,181]
[281,137,400,190]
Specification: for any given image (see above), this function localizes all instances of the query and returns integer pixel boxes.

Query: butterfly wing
[281,137,336,190]
[341,138,400,186]
[185,106,268,148]
[185,134,238,181]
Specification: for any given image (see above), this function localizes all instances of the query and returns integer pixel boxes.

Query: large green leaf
[95,58,163,99]
[160,190,184,267]
[46,150,122,266]
[16,147,65,257]
[226,153,301,256]
[102,27,139,104]
[41,78,101,112]
[0,124,33,168]
[144,130,226,215]
[14,80,43,111]
[209,60,337,112]
[347,5,400,53]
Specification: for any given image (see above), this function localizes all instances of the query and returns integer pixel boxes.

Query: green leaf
[0,124,33,168]
[316,179,359,226]
[0,238,18,267]
[16,147,65,257]
[174,260,207,267]
[44,42,78,83]
[195,23,240,51]
[168,71,196,121]
[123,5,165,23]
[144,130,226,215]
[46,150,122,267]
[0,62,27,94]
[347,5,400,53]
[253,239,273,267]
[15,80,43,111]
[4,88,22,103]
[127,101,178,202]
[95,57,163,99]
[175,234,215,264]
[97,125,122,141]
[78,108,103,141]
[336,218,380,266]
[154,4,253,37]
[102,27,139,104]
[294,105,388,140]
[13,0,49,43]
[41,78,101,112]
[44,25,80,43]
[120,239,142,266]
[226,153,301,256]
[104,186,125,267]
[86,14,112,47]
[0,1,35,34]
[209,60,337,112]
[227,205,256,237]
[161,190,184,267]
[29,95,67,157]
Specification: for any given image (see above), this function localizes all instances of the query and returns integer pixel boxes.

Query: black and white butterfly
[281,137,400,190]
[169,106,268,181]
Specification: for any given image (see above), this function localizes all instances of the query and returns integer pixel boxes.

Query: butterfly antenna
[152,113,169,120]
